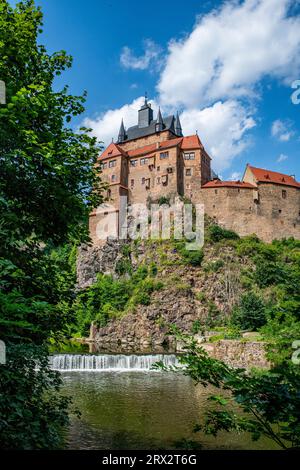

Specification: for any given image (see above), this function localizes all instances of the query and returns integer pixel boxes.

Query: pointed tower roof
[118,119,126,143]
[156,107,163,124]
[155,107,163,132]
[174,111,183,136]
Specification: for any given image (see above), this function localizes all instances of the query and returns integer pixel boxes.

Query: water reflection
[62,371,277,450]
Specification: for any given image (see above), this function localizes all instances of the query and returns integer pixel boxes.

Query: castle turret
[138,95,153,128]
[174,111,183,136]
[118,119,126,142]
[155,107,163,133]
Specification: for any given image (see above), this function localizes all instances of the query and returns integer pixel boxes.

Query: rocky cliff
[77,237,252,349]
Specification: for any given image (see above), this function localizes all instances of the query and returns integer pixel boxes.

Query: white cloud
[83,96,158,147]
[84,98,255,172]
[277,153,288,162]
[229,171,242,181]
[120,39,162,70]
[180,100,256,171]
[158,0,300,107]
[84,0,300,172]
[271,119,295,141]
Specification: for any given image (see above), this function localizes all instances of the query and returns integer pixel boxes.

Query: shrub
[115,258,132,276]
[208,224,239,242]
[133,291,151,306]
[254,258,286,287]
[204,259,224,272]
[181,247,204,266]
[231,292,266,330]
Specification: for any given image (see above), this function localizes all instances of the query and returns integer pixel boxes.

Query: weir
[49,354,180,371]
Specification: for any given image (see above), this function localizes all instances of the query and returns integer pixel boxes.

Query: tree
[0,0,103,449]
[231,292,266,330]
[157,328,300,449]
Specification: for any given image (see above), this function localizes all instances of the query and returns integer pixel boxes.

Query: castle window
[141,177,145,185]
[186,183,191,189]
[109,160,116,168]
[157,166,160,171]
[140,158,148,166]
[111,174,116,182]
[130,159,138,167]
[160,152,169,160]
[215,189,218,194]
[130,179,134,188]
[282,189,287,199]
[279,209,282,214]
[167,167,173,174]
[157,177,161,184]
[184,152,195,160]
[145,178,150,189]
[107,189,111,198]
[161,175,168,185]
[186,168,192,176]
[100,162,107,170]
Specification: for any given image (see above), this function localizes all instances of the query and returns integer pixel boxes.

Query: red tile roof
[248,165,300,188]
[202,180,256,189]
[127,137,183,157]
[181,134,203,150]
[98,142,127,160]
[98,134,204,160]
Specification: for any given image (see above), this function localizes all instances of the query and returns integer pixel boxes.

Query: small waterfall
[50,354,180,371]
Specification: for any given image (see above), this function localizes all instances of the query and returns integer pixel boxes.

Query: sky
[26,0,300,179]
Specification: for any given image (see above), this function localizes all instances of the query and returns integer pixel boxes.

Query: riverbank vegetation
[0,0,103,449]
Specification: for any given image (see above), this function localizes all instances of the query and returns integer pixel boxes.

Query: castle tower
[118,119,126,143]
[174,111,183,137]
[138,95,153,128]
[155,107,163,133]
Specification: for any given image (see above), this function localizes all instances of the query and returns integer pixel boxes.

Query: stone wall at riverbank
[201,340,269,369]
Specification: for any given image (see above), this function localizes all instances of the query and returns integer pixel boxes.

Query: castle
[89,97,300,243]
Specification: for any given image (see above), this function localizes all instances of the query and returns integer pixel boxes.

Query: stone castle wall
[199,184,300,242]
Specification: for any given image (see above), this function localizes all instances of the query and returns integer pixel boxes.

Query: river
[52,353,277,450]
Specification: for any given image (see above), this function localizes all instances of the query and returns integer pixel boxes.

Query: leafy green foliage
[158,328,300,449]
[0,0,103,449]
[174,240,204,266]
[0,344,73,449]
[72,270,164,336]
[208,224,240,243]
[231,292,267,330]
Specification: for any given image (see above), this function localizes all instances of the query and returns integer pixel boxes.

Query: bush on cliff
[231,292,267,331]
[208,224,240,243]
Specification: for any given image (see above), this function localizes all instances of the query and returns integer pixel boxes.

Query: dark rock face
[76,238,126,289]
[90,286,198,349]
[77,238,251,350]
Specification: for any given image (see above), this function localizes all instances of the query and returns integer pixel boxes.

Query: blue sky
[29,0,300,179]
